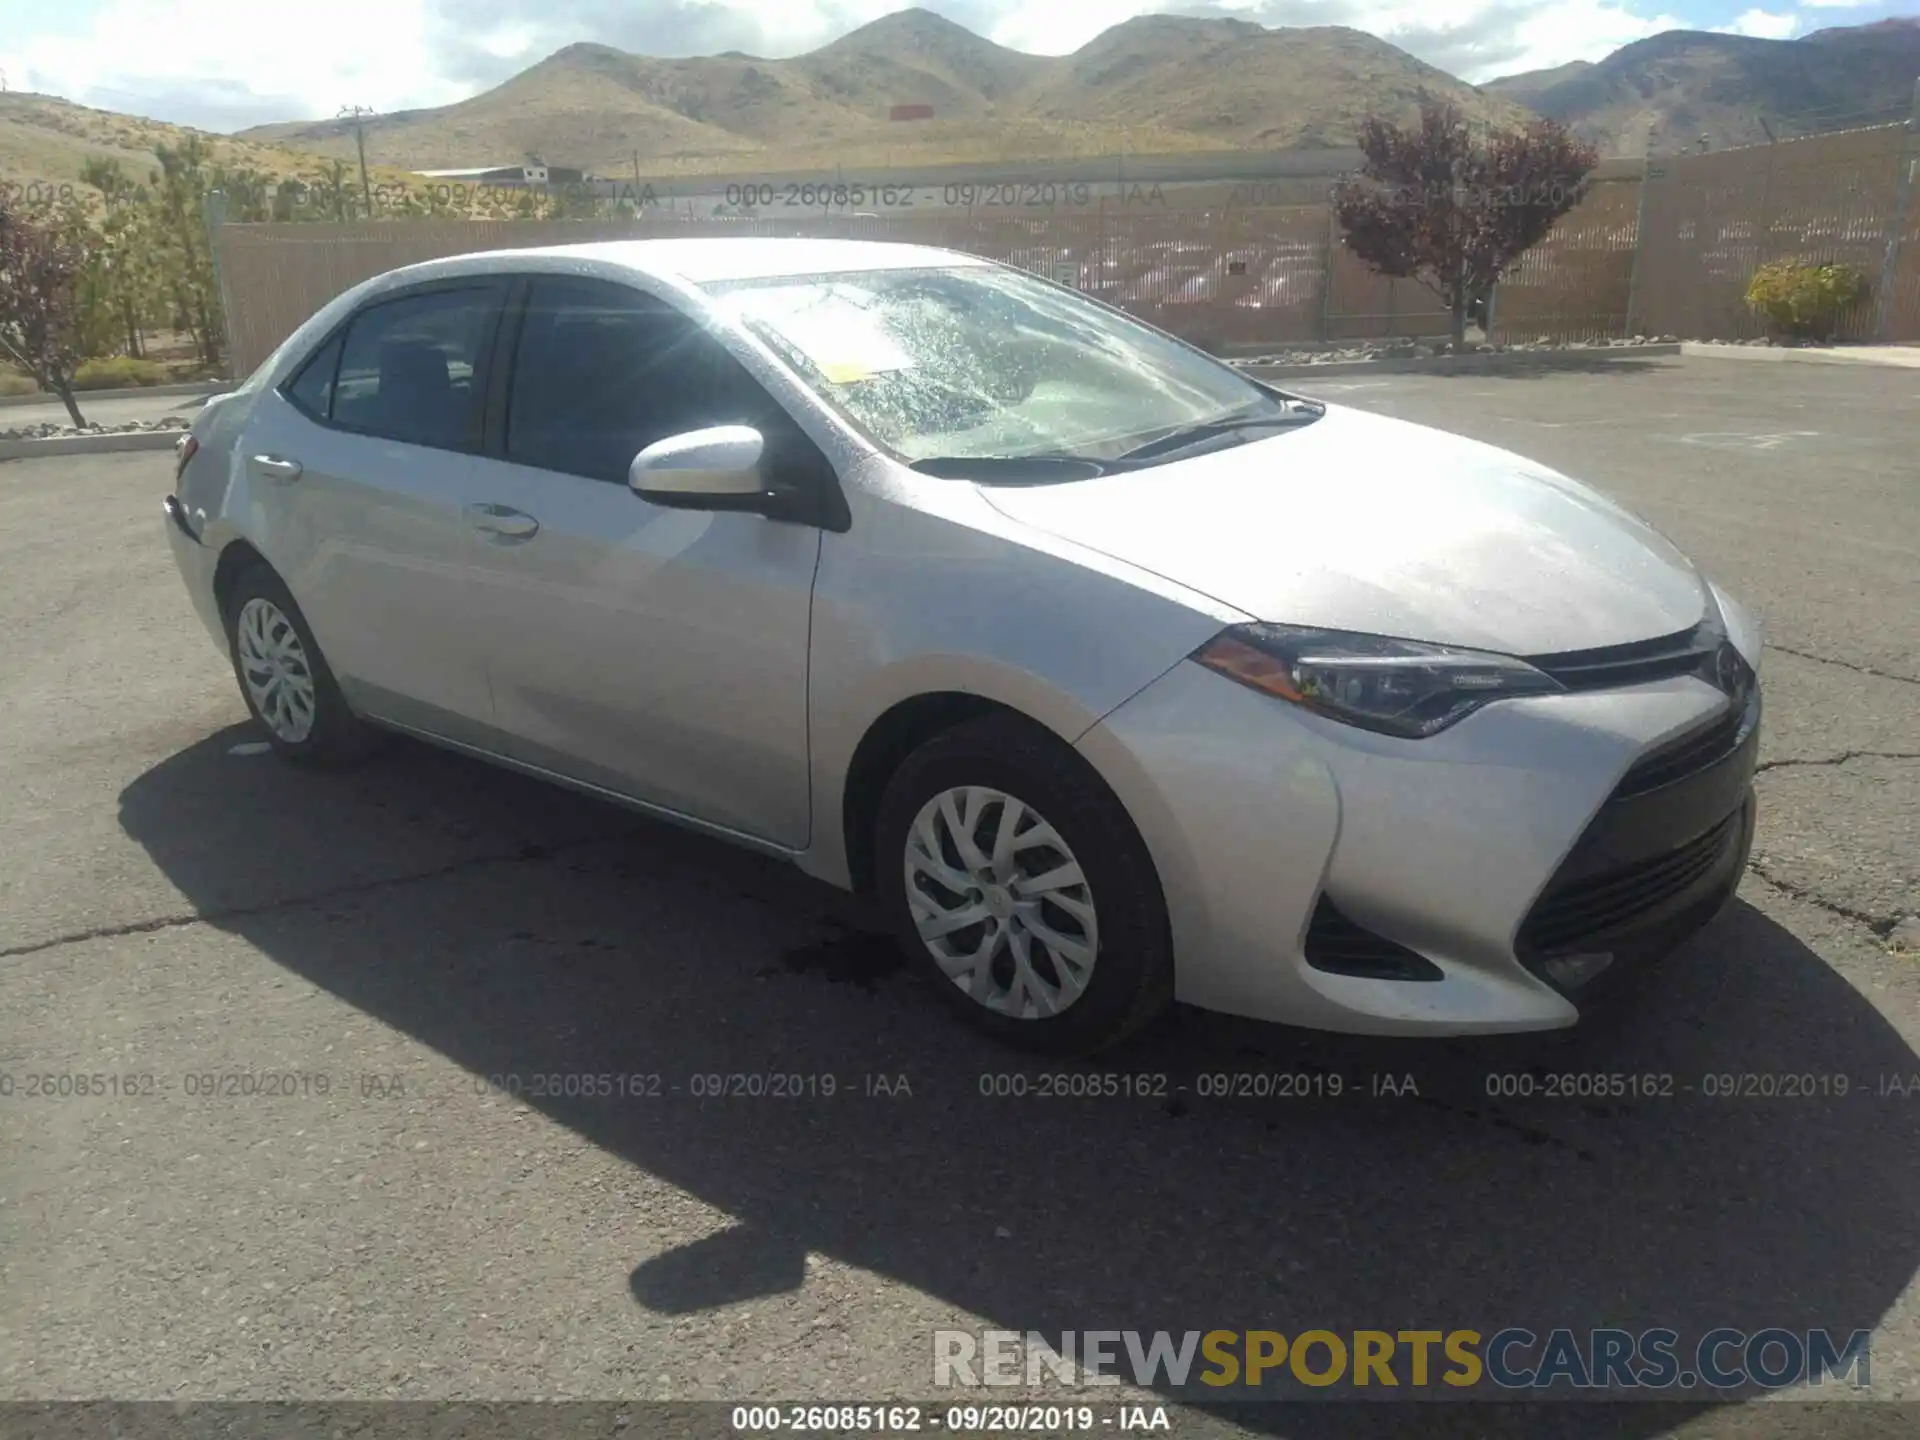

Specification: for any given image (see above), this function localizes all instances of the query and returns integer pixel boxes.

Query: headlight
[1193,624,1564,738]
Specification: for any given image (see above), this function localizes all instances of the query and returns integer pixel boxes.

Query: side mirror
[629,426,765,509]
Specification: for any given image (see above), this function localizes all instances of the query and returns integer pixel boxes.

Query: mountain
[1482,20,1920,154]
[1478,59,1592,111]
[1801,15,1920,41]
[238,8,1521,174]
[1023,19,1528,148]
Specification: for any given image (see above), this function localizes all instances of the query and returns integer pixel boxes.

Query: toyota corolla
[164,238,1761,1054]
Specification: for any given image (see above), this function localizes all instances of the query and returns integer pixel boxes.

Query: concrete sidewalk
[1681,342,1920,368]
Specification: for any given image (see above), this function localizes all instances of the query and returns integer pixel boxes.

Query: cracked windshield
[709,266,1279,463]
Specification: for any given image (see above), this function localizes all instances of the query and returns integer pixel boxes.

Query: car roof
[426,236,991,286]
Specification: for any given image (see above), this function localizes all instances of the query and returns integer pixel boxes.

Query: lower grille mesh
[1519,812,1741,954]
[1616,703,1746,798]
[1305,897,1443,981]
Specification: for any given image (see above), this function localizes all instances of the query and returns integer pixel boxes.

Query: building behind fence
[213,119,1920,377]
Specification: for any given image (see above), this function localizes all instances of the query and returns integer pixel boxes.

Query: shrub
[72,356,170,390]
[0,371,37,398]
[1745,260,1869,343]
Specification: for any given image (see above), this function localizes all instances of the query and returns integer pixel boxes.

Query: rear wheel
[875,715,1173,1055]
[223,561,376,767]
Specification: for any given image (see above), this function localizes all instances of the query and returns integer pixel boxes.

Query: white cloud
[0,0,1730,132]
[0,0,469,129]
[1716,6,1799,34]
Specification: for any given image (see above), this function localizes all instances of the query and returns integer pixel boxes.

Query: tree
[80,157,164,360]
[0,193,101,426]
[150,137,224,368]
[1332,101,1600,347]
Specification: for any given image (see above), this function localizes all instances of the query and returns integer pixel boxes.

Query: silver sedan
[164,238,1761,1054]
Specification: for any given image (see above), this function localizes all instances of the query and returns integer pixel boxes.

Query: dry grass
[0,91,452,201]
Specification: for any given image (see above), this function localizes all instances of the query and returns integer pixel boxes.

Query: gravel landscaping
[1227,334,1682,366]
[0,416,192,442]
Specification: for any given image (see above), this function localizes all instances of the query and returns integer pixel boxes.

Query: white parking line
[1665,431,1824,451]
[1499,412,1686,428]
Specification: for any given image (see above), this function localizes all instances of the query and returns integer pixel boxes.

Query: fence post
[202,189,239,380]
[1317,205,1336,343]
[1623,125,1656,337]
[1874,77,1920,342]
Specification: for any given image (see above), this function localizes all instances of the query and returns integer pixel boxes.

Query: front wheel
[875,715,1174,1055]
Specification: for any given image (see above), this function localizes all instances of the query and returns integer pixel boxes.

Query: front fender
[794,479,1238,888]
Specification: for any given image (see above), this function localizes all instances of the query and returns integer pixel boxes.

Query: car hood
[977,404,1709,655]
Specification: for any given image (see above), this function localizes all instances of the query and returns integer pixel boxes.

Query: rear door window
[331,285,503,451]
[282,333,343,420]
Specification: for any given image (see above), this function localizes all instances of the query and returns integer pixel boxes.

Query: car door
[462,275,832,848]
[245,279,510,741]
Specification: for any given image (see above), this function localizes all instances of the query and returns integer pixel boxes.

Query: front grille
[1304,897,1443,981]
[1519,811,1741,955]
[1616,700,1748,798]
[1528,623,1718,692]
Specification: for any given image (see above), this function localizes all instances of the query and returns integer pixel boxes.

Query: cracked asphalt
[1,356,1916,1439]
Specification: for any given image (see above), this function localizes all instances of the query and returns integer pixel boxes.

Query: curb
[0,430,185,461]
[0,381,229,410]
[1241,343,1680,380]
[1678,342,1920,369]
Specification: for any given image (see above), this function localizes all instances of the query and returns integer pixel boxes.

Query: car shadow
[119,726,1920,1436]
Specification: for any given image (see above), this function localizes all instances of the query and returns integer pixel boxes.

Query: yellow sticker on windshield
[820,360,875,385]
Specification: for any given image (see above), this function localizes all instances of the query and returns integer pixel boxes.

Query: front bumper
[1076,660,1758,1035]
[164,494,227,654]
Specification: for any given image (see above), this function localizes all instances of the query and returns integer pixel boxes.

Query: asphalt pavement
[0,356,1915,1438]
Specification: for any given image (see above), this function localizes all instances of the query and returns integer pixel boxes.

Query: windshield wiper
[1116,404,1324,462]
[908,454,1114,483]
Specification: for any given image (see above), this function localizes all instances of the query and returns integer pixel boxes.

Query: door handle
[465,502,540,540]
[251,454,302,481]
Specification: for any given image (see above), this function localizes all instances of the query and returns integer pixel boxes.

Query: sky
[0,0,1912,134]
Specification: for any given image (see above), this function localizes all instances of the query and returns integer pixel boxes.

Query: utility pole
[1757,116,1778,277]
[339,105,376,217]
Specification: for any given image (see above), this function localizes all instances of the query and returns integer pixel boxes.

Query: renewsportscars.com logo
[933,1328,1873,1393]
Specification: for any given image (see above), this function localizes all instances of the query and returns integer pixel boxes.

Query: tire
[222,559,377,767]
[875,714,1174,1055]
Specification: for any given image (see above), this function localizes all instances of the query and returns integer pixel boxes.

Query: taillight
[174,433,199,485]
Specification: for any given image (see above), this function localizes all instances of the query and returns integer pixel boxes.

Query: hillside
[1020,19,1532,148]
[0,91,340,192]
[238,7,1520,174]
[0,90,433,199]
[1482,20,1920,154]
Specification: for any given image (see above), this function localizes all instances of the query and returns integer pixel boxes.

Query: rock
[0,415,192,442]
[1891,917,1920,954]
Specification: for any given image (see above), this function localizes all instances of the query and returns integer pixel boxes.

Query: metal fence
[213,121,1920,377]
[1631,122,1919,342]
